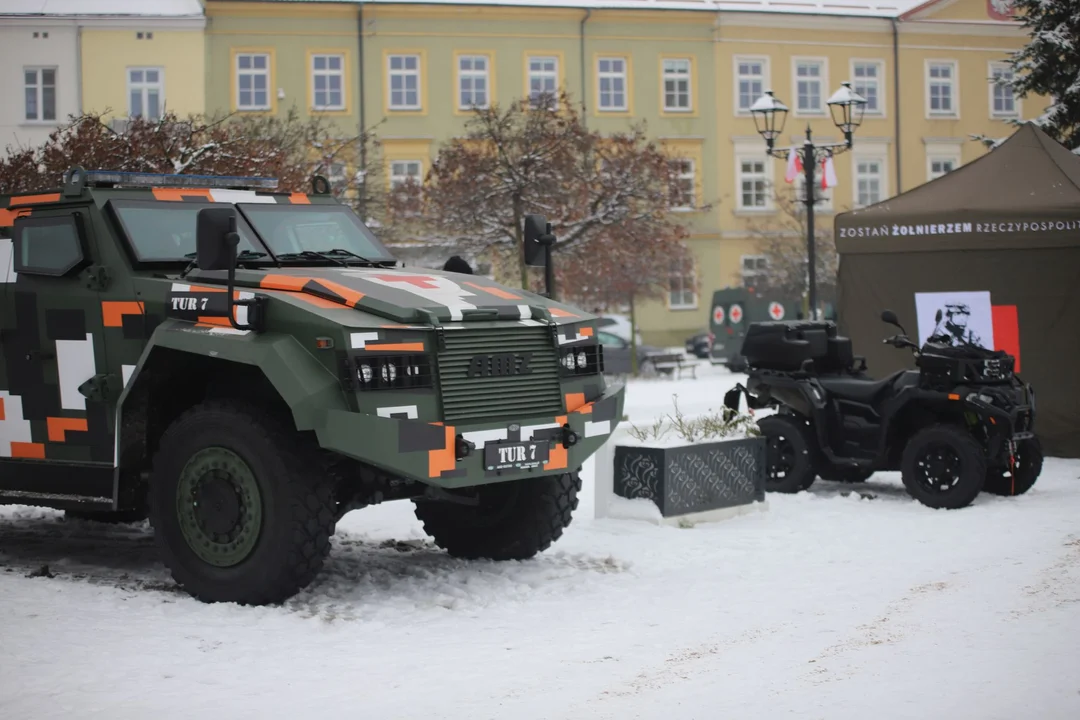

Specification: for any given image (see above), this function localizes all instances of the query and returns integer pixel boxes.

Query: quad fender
[117,321,349,437]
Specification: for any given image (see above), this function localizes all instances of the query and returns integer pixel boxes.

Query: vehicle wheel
[149,400,335,605]
[758,415,817,493]
[65,508,147,524]
[817,465,874,483]
[413,471,580,560]
[983,437,1043,497]
[900,424,987,510]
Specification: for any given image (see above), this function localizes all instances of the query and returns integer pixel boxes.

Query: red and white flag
[821,156,838,189]
[784,151,802,184]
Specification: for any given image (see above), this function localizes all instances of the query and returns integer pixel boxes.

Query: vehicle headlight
[358,364,373,383]
[576,351,587,368]
[381,362,397,384]
[966,392,994,405]
[562,353,577,370]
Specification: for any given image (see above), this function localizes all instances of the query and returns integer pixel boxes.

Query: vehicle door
[0,209,113,499]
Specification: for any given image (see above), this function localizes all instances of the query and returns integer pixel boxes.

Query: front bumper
[316,381,626,488]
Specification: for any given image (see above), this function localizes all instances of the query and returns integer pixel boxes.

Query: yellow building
[80,2,207,127]
[197,0,1039,345]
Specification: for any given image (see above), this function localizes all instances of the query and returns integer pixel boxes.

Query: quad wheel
[758,415,817,493]
[413,471,580,560]
[149,400,336,605]
[900,424,986,510]
[983,436,1043,497]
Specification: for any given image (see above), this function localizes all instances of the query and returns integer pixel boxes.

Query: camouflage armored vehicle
[0,168,624,604]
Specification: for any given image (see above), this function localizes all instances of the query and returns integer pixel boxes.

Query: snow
[0,1,204,17]
[2,361,1080,719]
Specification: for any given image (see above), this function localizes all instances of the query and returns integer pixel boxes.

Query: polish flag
[784,151,802,184]
[821,156,838,189]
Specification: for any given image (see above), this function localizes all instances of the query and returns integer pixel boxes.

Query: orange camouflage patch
[314,278,365,308]
[289,193,311,204]
[260,274,310,292]
[549,308,579,318]
[152,188,214,202]
[428,424,457,478]
[9,193,61,207]
[11,442,45,459]
[47,417,89,443]
[546,415,569,470]
[464,281,522,300]
[580,327,594,337]
[0,397,5,420]
[565,393,587,413]
[0,207,31,228]
[101,301,145,328]
[362,342,424,352]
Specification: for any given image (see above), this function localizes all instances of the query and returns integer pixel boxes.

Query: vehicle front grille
[436,326,564,424]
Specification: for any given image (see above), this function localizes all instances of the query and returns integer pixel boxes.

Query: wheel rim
[176,447,262,567]
[914,442,963,494]
[766,432,797,482]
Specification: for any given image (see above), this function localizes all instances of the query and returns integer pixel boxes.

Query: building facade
[0,1,206,151]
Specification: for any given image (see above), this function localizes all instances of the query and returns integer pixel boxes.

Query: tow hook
[455,435,475,461]
[561,425,579,448]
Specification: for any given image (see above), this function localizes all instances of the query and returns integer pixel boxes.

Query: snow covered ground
[2,361,1079,720]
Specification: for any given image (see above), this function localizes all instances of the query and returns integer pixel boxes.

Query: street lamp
[750,82,867,320]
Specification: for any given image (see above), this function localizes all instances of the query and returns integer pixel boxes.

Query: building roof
[233,0,926,19]
[0,0,205,17]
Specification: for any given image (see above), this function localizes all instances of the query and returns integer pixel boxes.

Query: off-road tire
[65,508,148,524]
[817,465,874,484]
[759,415,817,493]
[149,400,335,605]
[413,471,580,560]
[983,437,1043,497]
[900,424,987,510]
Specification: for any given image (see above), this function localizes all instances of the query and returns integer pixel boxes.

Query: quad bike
[724,310,1041,510]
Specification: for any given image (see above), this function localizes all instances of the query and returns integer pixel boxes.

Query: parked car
[685,330,713,359]
[597,330,668,376]
[596,314,644,347]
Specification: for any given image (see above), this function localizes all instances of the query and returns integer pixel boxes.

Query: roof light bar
[84,170,279,191]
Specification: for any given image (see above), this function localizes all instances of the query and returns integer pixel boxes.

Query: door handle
[26,350,56,362]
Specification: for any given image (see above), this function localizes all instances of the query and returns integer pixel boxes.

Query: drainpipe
[579,9,591,123]
[891,17,902,193]
[75,19,83,115]
[357,2,367,218]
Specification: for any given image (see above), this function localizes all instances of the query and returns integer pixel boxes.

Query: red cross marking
[729,304,743,324]
[713,306,725,325]
[769,302,785,320]
[370,274,441,289]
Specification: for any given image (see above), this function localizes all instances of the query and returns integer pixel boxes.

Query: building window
[669,256,696,309]
[735,57,766,114]
[669,158,695,210]
[312,54,345,111]
[662,58,692,112]
[388,54,421,110]
[990,62,1018,117]
[457,54,490,110]
[927,61,957,117]
[597,56,627,112]
[738,158,770,210]
[236,53,270,110]
[527,55,559,109]
[390,160,423,189]
[741,255,769,286]
[852,60,883,115]
[928,158,955,180]
[127,68,163,120]
[24,67,57,122]
[794,59,825,114]
[855,159,884,208]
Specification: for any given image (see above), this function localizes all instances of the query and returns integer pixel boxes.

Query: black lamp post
[750,82,867,320]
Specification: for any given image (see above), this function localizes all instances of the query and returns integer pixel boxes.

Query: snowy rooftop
[234,0,925,19]
[0,0,205,17]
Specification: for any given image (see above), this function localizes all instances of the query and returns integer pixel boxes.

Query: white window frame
[235,53,271,111]
[792,57,827,116]
[989,61,1020,119]
[926,60,959,119]
[927,156,957,181]
[388,54,422,111]
[741,255,769,286]
[669,158,696,211]
[457,54,490,110]
[597,56,628,112]
[734,56,768,116]
[390,159,423,188]
[850,59,884,116]
[527,55,559,109]
[668,255,697,310]
[311,53,345,111]
[924,141,963,182]
[127,67,164,120]
[23,66,58,123]
[853,156,887,209]
[736,152,773,212]
[662,57,693,113]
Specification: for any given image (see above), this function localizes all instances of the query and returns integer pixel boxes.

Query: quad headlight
[355,354,432,390]
[559,345,603,376]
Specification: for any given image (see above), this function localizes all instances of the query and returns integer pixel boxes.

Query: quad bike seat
[817,370,909,404]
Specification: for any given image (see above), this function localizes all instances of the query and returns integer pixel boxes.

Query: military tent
[835,122,1080,458]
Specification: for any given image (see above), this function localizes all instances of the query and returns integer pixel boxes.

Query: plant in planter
[613,396,767,521]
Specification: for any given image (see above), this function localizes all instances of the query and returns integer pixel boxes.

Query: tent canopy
[836,123,1080,254]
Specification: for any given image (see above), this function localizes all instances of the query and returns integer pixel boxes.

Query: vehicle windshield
[112,201,267,262]
[238,204,394,262]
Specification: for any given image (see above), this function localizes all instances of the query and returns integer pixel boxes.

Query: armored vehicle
[0,168,624,604]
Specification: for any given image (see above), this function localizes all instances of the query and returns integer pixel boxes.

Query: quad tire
[900,424,987,510]
[983,437,1043,497]
[149,400,336,605]
[413,471,580,560]
[758,415,817,493]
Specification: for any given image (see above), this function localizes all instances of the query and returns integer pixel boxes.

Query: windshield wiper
[322,248,377,264]
[181,250,268,277]
[275,250,349,267]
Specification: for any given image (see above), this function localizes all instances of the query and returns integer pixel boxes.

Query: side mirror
[935,309,943,324]
[523,214,553,267]
[196,207,240,272]
[880,308,907,336]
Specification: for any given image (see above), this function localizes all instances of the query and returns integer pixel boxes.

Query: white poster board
[914,291,995,349]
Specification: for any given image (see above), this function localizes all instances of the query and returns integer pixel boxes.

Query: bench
[644,351,699,379]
